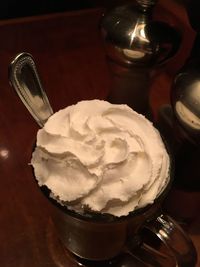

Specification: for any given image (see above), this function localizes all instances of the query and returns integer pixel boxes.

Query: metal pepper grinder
[100,0,181,117]
[159,0,200,223]
[171,1,200,146]
[162,41,200,222]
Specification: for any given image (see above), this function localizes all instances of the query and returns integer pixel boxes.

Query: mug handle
[126,213,197,267]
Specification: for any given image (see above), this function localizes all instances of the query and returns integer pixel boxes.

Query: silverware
[9,52,53,127]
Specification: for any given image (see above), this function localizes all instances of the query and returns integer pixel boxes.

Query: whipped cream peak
[31,99,170,217]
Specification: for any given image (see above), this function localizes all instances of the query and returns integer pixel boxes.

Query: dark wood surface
[0,8,111,267]
[0,2,199,267]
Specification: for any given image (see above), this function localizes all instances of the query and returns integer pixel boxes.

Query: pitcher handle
[126,214,197,267]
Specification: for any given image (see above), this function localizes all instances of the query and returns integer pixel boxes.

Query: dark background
[0,0,195,20]
[0,0,94,19]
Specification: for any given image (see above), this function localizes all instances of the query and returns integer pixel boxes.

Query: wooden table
[0,4,199,267]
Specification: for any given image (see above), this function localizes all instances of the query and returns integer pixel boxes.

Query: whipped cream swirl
[31,100,170,217]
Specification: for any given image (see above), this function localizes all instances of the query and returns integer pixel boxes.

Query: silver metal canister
[101,0,181,116]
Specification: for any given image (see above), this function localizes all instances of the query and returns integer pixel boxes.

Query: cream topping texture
[31,100,170,217]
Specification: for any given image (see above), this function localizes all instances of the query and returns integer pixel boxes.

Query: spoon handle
[9,52,53,127]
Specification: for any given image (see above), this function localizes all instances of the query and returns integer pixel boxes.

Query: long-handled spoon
[9,52,53,127]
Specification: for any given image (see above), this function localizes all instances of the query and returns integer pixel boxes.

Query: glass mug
[9,53,197,266]
[40,170,197,267]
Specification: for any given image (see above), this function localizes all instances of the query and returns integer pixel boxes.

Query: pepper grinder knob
[136,0,157,9]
